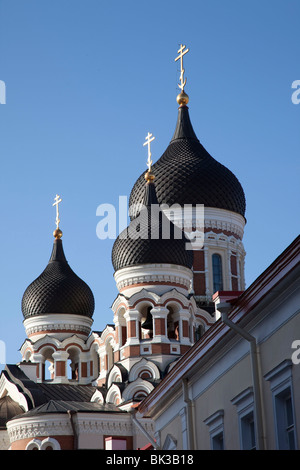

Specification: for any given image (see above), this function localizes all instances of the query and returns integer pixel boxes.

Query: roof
[36,382,97,402]
[112,179,193,272]
[22,237,95,319]
[9,399,124,420]
[0,396,24,429]
[129,104,246,219]
[139,235,300,417]
[2,364,97,409]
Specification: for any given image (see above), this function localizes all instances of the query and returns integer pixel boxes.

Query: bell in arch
[141,307,153,330]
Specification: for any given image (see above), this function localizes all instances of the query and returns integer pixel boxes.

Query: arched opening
[117,308,127,347]
[140,305,153,339]
[212,253,223,293]
[90,345,100,381]
[133,390,148,401]
[106,339,114,374]
[41,347,55,381]
[138,369,153,380]
[67,347,80,381]
[195,324,204,342]
[167,306,179,341]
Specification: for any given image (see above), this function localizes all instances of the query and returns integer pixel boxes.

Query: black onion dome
[129,105,246,219]
[112,178,193,272]
[22,238,95,319]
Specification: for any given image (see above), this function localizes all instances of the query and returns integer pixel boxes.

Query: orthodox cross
[143,132,155,172]
[53,194,62,229]
[175,44,189,91]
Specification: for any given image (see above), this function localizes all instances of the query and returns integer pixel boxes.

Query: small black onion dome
[129,105,246,219]
[112,176,193,272]
[22,237,95,319]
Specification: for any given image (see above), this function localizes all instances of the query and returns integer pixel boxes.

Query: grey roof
[9,399,125,420]
[2,365,97,409]
[37,382,97,402]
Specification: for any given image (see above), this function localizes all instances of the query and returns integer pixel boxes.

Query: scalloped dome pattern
[112,182,193,272]
[129,106,246,219]
[22,239,95,319]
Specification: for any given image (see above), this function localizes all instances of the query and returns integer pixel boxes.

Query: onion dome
[112,169,193,272]
[0,396,24,429]
[22,232,95,320]
[129,93,246,220]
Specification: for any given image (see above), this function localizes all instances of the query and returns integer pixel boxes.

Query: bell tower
[94,136,213,406]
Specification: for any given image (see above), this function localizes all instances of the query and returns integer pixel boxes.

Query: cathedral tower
[129,45,246,313]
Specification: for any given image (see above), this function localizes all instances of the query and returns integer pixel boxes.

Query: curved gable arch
[122,378,154,402]
[128,358,160,382]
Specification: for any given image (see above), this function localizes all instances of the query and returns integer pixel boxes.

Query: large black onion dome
[129,105,246,219]
[22,238,95,319]
[112,177,193,272]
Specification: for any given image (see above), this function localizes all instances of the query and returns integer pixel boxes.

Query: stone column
[151,307,169,342]
[124,309,141,345]
[52,351,69,383]
[31,353,45,383]
[174,310,191,345]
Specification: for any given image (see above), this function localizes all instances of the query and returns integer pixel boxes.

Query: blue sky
[0,0,299,368]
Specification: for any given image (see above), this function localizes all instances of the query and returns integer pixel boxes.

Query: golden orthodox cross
[175,44,189,91]
[53,194,62,229]
[143,132,155,172]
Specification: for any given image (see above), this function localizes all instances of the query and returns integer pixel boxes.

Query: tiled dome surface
[129,106,246,219]
[22,239,95,319]
[112,181,193,272]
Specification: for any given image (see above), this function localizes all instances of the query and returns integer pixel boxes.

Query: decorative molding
[7,413,135,442]
[114,264,192,295]
[7,416,73,441]
[23,314,93,341]
[163,206,245,239]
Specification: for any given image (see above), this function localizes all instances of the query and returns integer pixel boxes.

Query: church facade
[0,46,298,451]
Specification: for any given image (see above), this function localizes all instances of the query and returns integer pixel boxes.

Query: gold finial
[52,194,63,238]
[143,132,156,182]
[175,44,190,106]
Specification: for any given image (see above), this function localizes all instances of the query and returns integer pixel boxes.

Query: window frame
[265,360,297,450]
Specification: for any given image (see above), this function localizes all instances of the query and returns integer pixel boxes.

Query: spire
[143,132,156,184]
[171,105,199,142]
[52,194,63,239]
[141,132,158,207]
[175,44,190,107]
[171,44,198,142]
[111,134,194,272]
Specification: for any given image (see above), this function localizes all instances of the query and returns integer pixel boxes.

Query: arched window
[212,254,223,293]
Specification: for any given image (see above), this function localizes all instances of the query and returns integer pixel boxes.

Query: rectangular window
[204,410,225,450]
[275,389,296,450]
[232,387,256,450]
[241,412,256,450]
[212,254,223,293]
[212,432,224,450]
[265,360,297,450]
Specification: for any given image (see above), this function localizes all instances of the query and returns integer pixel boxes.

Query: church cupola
[22,195,95,342]
[129,45,247,309]
[100,135,209,393]
[20,196,97,385]
[111,133,194,298]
